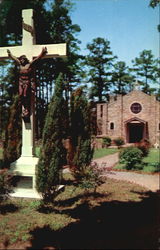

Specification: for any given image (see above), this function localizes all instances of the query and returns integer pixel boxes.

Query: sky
[70,0,159,66]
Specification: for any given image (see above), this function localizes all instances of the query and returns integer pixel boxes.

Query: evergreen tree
[46,0,82,98]
[84,37,116,102]
[70,88,93,179]
[131,50,158,94]
[36,73,67,202]
[111,61,135,94]
[3,95,22,165]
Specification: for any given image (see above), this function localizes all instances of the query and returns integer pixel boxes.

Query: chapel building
[96,90,160,145]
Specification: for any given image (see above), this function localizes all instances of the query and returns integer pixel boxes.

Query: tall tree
[111,61,135,94]
[84,37,116,102]
[70,87,93,179]
[36,73,67,202]
[131,50,158,94]
[46,0,82,98]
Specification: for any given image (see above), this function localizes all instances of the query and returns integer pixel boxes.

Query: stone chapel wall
[96,90,160,145]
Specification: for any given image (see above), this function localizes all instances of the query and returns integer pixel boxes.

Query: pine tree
[84,37,116,102]
[47,0,82,97]
[131,50,158,94]
[111,61,135,94]
[36,73,67,202]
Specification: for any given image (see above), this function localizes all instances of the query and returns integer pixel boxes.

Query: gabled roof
[125,89,151,98]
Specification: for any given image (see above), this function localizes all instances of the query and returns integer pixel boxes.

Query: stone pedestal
[10,156,41,198]
[10,156,38,188]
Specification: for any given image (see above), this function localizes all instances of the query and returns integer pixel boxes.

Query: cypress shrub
[36,73,67,203]
[0,169,13,202]
[3,95,22,166]
[70,88,93,180]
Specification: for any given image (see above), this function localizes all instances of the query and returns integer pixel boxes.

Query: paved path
[93,153,160,192]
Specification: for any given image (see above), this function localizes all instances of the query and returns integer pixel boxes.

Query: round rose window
[130,103,142,114]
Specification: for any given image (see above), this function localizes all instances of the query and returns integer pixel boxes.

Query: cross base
[9,157,65,199]
[9,156,39,198]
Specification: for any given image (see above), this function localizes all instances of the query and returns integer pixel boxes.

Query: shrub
[75,161,105,194]
[113,137,124,147]
[0,169,13,202]
[70,88,93,179]
[102,137,111,148]
[119,147,143,170]
[3,95,22,165]
[135,139,150,157]
[36,73,67,203]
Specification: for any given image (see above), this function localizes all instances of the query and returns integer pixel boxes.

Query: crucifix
[0,9,66,193]
[0,9,66,159]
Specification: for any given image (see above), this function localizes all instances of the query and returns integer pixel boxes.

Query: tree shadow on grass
[0,203,19,215]
[38,192,109,214]
[27,190,160,250]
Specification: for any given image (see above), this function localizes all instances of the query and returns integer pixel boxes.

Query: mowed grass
[0,175,159,250]
[93,148,119,159]
[143,148,159,164]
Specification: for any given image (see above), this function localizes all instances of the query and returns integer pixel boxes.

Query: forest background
[0,0,159,141]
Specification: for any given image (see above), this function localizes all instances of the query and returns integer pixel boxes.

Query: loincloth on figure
[19,76,31,97]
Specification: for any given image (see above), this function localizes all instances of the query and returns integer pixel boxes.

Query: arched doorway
[128,122,144,143]
[125,117,147,143]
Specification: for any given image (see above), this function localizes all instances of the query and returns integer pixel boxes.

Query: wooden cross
[0,9,67,158]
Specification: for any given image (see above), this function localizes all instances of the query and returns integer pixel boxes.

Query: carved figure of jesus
[7,47,47,121]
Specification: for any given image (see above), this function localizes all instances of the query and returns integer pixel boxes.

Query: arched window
[110,122,114,130]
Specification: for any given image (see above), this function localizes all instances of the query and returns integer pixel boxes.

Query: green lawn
[93,148,119,159]
[143,148,159,163]
[0,175,159,250]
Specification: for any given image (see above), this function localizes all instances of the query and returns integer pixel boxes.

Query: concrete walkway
[93,153,160,192]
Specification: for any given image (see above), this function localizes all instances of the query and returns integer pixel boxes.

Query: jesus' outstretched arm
[30,47,48,65]
[7,49,21,65]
